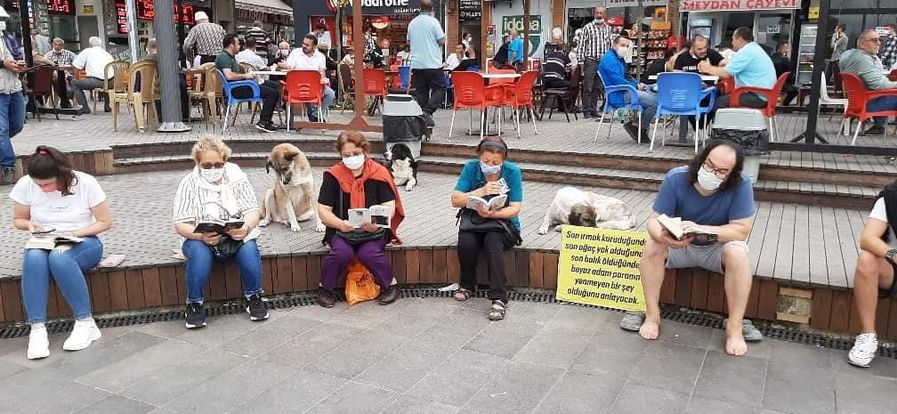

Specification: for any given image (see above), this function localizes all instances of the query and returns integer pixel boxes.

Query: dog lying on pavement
[259,143,326,232]
[538,186,636,234]
[386,143,418,191]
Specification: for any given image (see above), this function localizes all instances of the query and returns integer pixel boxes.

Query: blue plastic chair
[652,72,717,153]
[443,72,453,107]
[216,69,264,132]
[398,66,412,91]
[594,71,645,143]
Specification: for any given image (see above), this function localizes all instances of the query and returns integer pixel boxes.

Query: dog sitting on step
[386,143,418,191]
[259,143,326,232]
[538,186,636,234]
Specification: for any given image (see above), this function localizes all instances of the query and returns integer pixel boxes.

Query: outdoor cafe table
[463,72,522,136]
[647,73,720,144]
[250,70,290,76]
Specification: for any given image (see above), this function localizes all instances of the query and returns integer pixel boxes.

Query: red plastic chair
[449,71,504,139]
[502,71,539,138]
[841,72,897,145]
[281,70,325,130]
[889,69,897,82]
[717,77,735,96]
[730,72,790,142]
[362,68,387,115]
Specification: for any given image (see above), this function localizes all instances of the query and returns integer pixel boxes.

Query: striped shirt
[184,22,227,59]
[45,49,77,67]
[542,50,570,80]
[578,20,614,61]
[881,36,897,69]
[243,27,270,58]
[172,163,259,225]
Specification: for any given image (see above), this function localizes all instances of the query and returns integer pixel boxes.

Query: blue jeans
[182,239,262,304]
[21,236,103,323]
[621,90,657,129]
[306,85,336,120]
[0,91,25,168]
[867,96,897,127]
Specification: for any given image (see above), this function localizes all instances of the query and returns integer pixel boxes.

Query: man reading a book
[626,140,756,356]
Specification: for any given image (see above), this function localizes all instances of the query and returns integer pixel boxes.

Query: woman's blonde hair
[191,135,232,162]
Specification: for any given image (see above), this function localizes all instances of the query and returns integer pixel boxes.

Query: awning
[236,0,292,16]
[680,0,798,12]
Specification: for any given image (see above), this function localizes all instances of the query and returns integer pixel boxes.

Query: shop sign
[459,0,480,21]
[325,0,420,15]
[114,1,197,34]
[604,0,667,7]
[501,15,541,57]
[766,25,779,34]
[808,6,819,19]
[46,0,75,15]
[680,0,799,12]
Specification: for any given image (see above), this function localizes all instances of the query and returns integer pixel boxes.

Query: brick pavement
[0,298,894,413]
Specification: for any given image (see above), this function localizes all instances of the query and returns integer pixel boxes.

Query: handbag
[211,236,243,260]
[456,208,522,249]
[336,188,388,245]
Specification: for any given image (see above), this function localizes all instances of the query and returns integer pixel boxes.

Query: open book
[25,233,83,250]
[466,194,507,211]
[193,219,245,235]
[348,206,392,229]
[656,214,719,243]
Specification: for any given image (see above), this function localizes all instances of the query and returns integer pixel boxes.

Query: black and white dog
[386,143,418,191]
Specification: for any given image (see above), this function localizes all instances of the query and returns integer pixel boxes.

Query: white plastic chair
[818,71,850,140]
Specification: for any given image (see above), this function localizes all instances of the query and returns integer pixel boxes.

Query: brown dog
[259,144,325,232]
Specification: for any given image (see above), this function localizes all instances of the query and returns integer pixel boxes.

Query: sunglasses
[200,162,225,169]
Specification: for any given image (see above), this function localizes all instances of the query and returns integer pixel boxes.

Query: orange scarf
[327,158,405,244]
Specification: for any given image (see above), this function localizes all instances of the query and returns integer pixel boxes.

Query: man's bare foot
[639,317,660,340]
[725,324,748,356]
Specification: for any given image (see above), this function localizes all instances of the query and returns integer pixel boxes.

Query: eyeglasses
[702,160,729,179]
[199,162,225,169]
[869,38,882,43]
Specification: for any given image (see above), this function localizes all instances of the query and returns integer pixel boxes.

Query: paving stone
[306,328,410,379]
[685,396,761,414]
[831,349,897,379]
[627,342,707,395]
[462,361,564,414]
[766,339,833,369]
[382,395,461,414]
[608,382,689,414]
[233,369,347,413]
[307,381,399,414]
[693,351,767,407]
[462,318,541,359]
[532,369,623,414]
[833,370,897,414]
[655,320,714,350]
[74,339,204,392]
[511,323,595,370]
[0,374,112,413]
[762,361,836,414]
[354,336,456,393]
[406,348,508,407]
[258,323,364,370]
[219,312,319,358]
[74,395,157,414]
[571,329,648,379]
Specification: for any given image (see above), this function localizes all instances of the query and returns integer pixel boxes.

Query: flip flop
[620,312,645,332]
[724,318,763,342]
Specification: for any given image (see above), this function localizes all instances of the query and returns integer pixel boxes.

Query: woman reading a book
[172,136,268,330]
[9,146,112,360]
[450,137,523,321]
[316,130,405,308]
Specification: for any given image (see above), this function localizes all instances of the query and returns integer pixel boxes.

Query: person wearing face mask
[578,6,614,118]
[10,146,112,359]
[620,141,757,357]
[598,35,658,142]
[450,137,523,321]
[172,136,267,330]
[316,131,405,308]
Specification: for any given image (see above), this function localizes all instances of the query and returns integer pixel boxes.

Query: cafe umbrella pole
[155,0,190,132]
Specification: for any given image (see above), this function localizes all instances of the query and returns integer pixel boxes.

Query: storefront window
[832,0,875,8]
[756,13,792,55]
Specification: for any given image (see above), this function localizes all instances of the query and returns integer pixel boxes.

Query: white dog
[538,186,636,234]
[259,144,326,232]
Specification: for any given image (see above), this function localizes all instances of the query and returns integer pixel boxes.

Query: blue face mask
[480,162,502,175]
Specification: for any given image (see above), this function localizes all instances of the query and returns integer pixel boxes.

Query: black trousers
[582,58,602,115]
[781,83,798,106]
[458,231,508,302]
[199,55,216,65]
[231,80,280,123]
[716,91,766,109]
[411,68,445,116]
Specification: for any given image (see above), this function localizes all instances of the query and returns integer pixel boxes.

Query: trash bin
[383,94,425,159]
[710,108,770,184]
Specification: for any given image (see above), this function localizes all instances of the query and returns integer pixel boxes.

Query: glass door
[756,12,794,55]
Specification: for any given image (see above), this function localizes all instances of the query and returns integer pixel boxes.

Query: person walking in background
[0,7,23,185]
[243,21,270,60]
[70,36,114,115]
[407,0,445,128]
[578,6,614,119]
[508,29,524,71]
[184,11,226,65]
[831,24,848,63]
[11,146,112,359]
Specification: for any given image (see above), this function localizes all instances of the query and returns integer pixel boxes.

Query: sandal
[488,300,508,321]
[723,318,764,342]
[453,288,472,302]
[619,312,646,332]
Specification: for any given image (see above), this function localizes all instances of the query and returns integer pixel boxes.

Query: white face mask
[616,46,629,58]
[0,22,7,32]
[697,167,724,191]
[343,154,365,170]
[480,162,502,175]
[594,18,605,25]
[200,167,225,183]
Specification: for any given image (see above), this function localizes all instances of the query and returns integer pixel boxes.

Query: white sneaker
[848,332,878,368]
[26,327,50,360]
[62,319,101,351]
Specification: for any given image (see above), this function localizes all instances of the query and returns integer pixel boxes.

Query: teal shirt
[407,13,445,70]
[725,42,776,91]
[454,159,524,231]
[215,51,241,74]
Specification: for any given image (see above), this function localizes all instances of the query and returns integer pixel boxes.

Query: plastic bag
[711,128,770,156]
[345,259,380,305]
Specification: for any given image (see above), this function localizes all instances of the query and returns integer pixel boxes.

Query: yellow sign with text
[556,226,647,312]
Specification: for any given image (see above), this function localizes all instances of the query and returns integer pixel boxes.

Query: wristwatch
[886,248,897,262]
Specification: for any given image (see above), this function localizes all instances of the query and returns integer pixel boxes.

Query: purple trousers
[321,234,394,291]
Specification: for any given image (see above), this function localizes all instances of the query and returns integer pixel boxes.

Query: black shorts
[878,258,897,299]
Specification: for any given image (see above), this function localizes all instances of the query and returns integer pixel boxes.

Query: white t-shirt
[870,198,896,248]
[285,49,326,73]
[9,171,107,232]
[72,46,115,79]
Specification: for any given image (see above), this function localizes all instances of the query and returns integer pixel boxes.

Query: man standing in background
[407,0,445,128]
[243,21,270,60]
[578,6,614,119]
[508,29,524,71]
[184,11,226,65]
